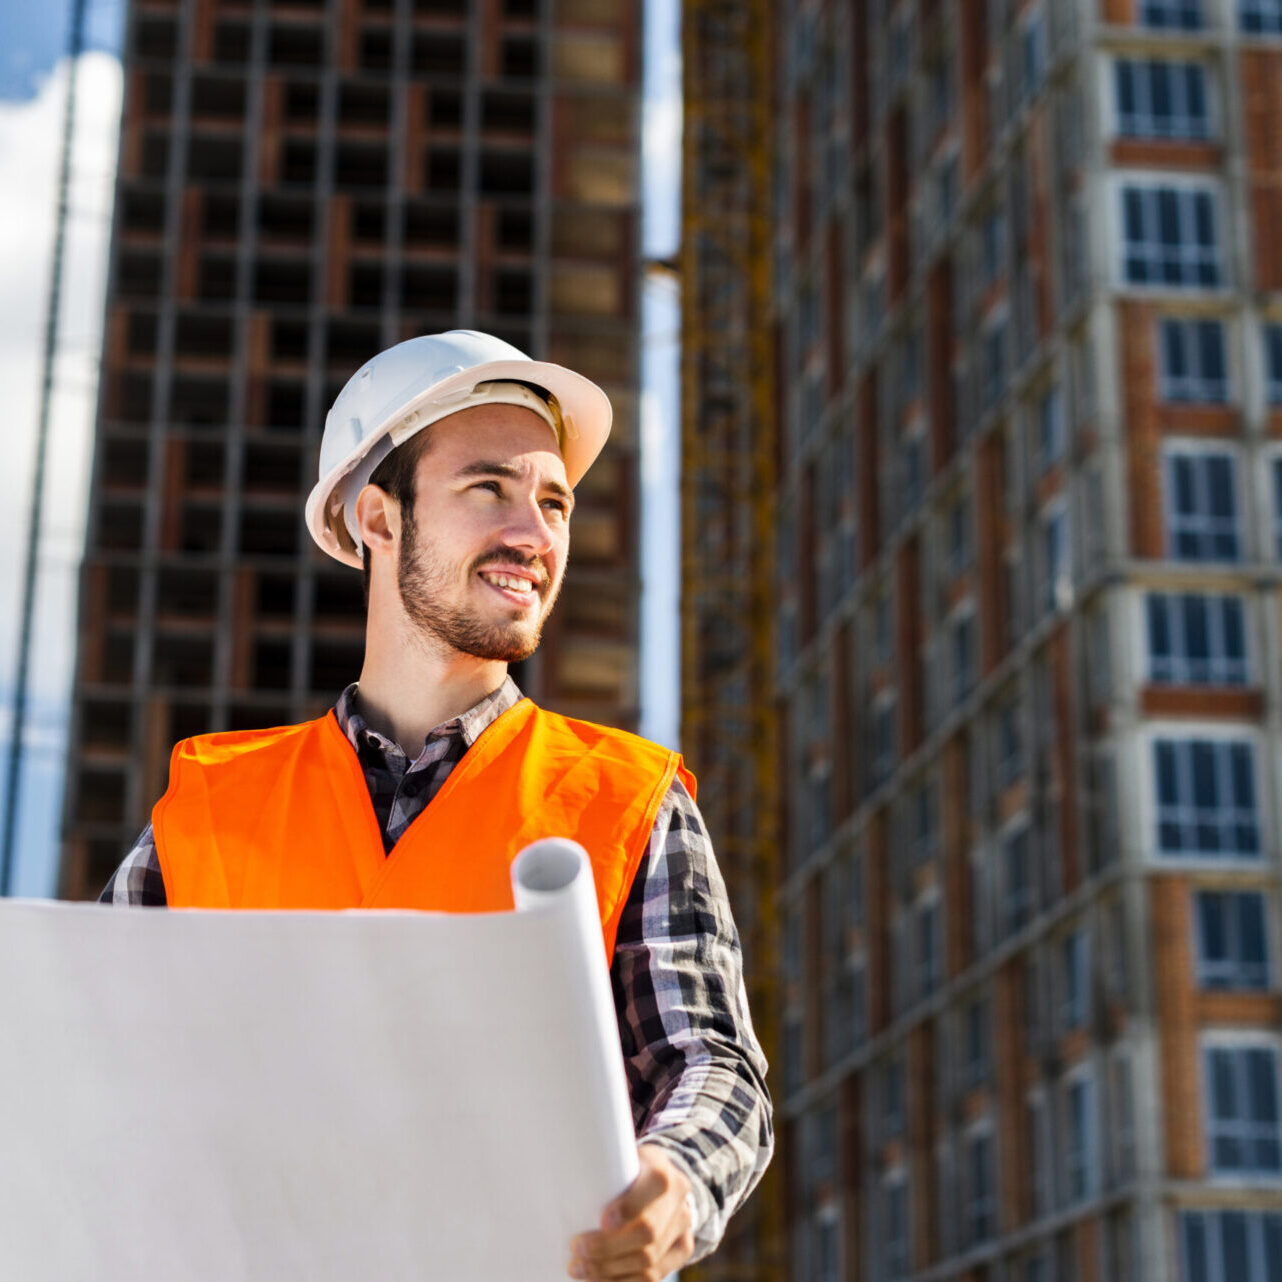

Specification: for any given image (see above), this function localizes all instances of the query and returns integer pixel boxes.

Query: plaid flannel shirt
[100,678,772,1260]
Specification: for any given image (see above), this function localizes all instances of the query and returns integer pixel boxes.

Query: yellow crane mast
[680,0,783,1277]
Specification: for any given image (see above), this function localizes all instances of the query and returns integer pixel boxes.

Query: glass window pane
[1173,455,1196,515]
[1124,189,1145,241]
[1156,742,1178,803]
[1184,595,1209,662]
[1191,741,1217,807]
[1158,189,1181,247]
[1148,595,1171,660]
[1268,328,1282,383]
[1187,66,1206,123]
[1117,62,1135,116]
[1198,321,1224,385]
[1207,456,1235,518]
[1223,598,1245,662]
[1248,1049,1278,1123]
[1163,320,1187,381]
[1230,744,1255,807]
[1211,1048,1237,1121]
[1198,892,1226,963]
[1240,893,1267,966]
[1264,1215,1282,1280]
[1182,1213,1208,1282]
[1195,192,1215,247]
[1151,61,1173,118]
[1222,1212,1249,1277]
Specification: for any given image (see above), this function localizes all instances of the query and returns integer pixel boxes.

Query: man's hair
[360,427,435,603]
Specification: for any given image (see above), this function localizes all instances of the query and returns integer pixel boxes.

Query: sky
[0,26,121,896]
[0,0,682,895]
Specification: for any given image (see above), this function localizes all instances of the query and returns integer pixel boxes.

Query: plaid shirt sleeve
[612,775,774,1262]
[98,824,167,906]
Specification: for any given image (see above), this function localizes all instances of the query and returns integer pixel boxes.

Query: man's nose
[501,495,556,557]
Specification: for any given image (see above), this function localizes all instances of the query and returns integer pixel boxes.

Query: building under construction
[683,1,1282,1280]
[59,0,645,898]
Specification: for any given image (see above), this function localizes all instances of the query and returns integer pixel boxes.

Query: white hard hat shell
[305,330,613,568]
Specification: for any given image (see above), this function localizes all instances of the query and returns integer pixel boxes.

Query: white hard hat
[304,329,613,567]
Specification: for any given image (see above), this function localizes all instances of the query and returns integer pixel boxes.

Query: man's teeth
[482,572,534,593]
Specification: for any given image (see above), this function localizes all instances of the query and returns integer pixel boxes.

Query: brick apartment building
[59,0,644,898]
[753,1,1282,1279]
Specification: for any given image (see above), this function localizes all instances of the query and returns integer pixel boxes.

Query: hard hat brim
[305,358,613,568]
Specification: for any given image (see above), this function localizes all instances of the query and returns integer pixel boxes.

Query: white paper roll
[511,838,641,1205]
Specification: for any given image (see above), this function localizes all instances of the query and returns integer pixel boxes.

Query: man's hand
[568,1143,697,1281]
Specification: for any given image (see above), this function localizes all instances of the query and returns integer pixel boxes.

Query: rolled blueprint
[510,837,641,1216]
[0,844,642,1282]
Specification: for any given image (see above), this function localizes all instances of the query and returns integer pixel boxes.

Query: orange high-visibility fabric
[153,698,695,961]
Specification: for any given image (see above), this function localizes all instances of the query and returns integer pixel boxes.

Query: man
[100,330,772,1281]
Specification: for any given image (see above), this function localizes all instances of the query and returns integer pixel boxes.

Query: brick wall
[1151,875,1202,1178]
[1118,300,1165,559]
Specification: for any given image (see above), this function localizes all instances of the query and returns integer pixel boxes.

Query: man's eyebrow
[455,460,575,507]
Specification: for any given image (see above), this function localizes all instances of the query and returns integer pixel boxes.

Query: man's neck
[354,644,508,752]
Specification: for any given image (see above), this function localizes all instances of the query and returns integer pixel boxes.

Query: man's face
[395,404,572,662]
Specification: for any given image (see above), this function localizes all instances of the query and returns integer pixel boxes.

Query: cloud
[0,51,121,895]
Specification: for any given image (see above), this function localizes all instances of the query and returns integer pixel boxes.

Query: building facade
[60,0,644,899]
[722,0,1282,1278]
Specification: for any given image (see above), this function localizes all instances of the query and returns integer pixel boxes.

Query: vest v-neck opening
[327,698,534,906]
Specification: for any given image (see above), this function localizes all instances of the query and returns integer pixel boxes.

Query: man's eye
[475,480,502,495]
[542,498,569,517]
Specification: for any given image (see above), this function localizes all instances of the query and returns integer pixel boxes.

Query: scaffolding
[680,0,783,1276]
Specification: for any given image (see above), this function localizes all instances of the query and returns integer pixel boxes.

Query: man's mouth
[477,568,541,601]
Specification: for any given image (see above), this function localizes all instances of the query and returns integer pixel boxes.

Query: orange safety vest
[153,698,695,962]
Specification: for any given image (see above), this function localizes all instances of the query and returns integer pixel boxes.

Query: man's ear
[354,484,400,560]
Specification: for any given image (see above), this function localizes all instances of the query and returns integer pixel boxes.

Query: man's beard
[396,511,560,662]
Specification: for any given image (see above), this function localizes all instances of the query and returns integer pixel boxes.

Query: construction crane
[680,0,784,1277]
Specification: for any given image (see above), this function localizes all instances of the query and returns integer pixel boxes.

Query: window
[1182,1210,1282,1282]
[945,492,973,577]
[1264,323,1282,404]
[883,1175,909,1279]
[900,428,927,513]
[1062,930,1088,1032]
[1197,891,1271,990]
[1042,506,1069,613]
[1028,1092,1052,1217]
[1147,593,1248,685]
[1160,318,1228,403]
[1154,738,1260,858]
[1110,1053,1136,1181]
[1204,1043,1281,1174]
[1242,0,1282,34]
[951,609,976,705]
[1037,384,1066,471]
[964,997,989,1089]
[1003,823,1034,936]
[909,780,939,865]
[966,1127,995,1244]
[917,898,941,998]
[1140,0,1202,27]
[980,207,1006,291]
[1121,184,1220,288]
[983,315,1008,409]
[1115,59,1210,140]
[884,1056,906,1137]
[871,694,897,788]
[995,693,1025,789]
[1166,449,1239,561]
[1065,1074,1096,1203]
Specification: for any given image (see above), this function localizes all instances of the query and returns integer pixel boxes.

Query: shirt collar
[334,676,524,758]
